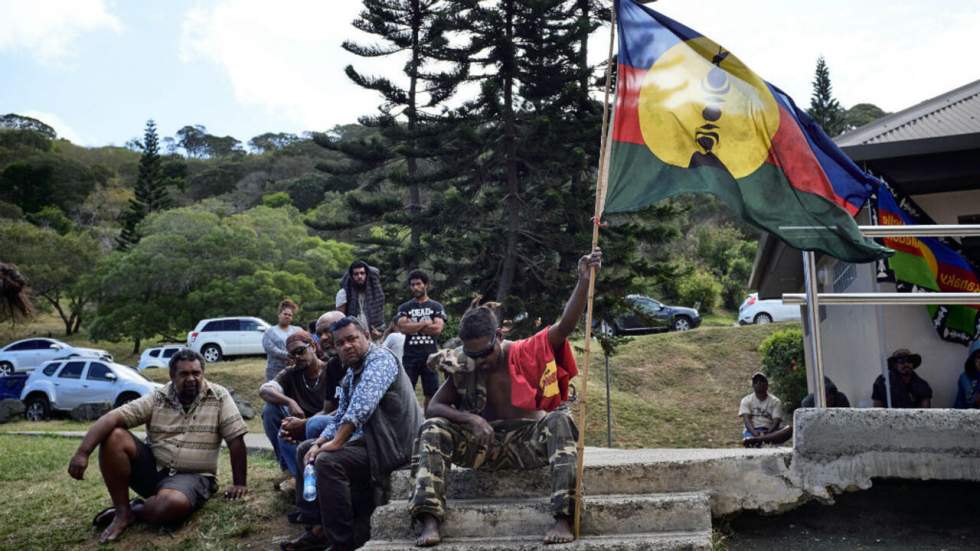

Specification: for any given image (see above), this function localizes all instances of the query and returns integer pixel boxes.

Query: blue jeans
[263,403,290,472]
[277,412,337,477]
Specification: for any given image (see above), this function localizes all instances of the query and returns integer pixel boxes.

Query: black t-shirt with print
[396,299,447,360]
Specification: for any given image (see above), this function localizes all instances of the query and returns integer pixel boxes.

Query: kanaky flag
[605,0,891,263]
[873,185,980,345]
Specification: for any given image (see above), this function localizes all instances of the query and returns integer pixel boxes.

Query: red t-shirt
[507,327,578,411]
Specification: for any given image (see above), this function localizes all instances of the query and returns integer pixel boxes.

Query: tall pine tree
[807,56,846,137]
[311,0,465,267]
[117,120,171,250]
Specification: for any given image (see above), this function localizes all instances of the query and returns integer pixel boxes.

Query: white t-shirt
[382,333,406,363]
[335,288,347,308]
[738,393,783,430]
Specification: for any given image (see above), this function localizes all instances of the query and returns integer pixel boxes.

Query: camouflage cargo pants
[409,409,578,522]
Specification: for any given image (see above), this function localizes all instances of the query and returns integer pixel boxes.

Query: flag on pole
[605,0,891,263]
[872,184,980,345]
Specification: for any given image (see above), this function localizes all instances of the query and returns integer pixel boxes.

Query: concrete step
[363,531,713,550]
[371,492,711,542]
[389,448,797,518]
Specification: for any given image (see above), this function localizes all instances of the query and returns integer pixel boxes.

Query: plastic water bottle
[302,463,317,501]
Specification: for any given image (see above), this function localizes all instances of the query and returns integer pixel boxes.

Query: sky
[1,0,979,147]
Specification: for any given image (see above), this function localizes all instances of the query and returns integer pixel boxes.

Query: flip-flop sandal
[92,507,116,529]
[92,498,145,529]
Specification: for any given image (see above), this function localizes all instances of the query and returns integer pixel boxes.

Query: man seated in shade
[67,349,248,544]
[281,316,422,551]
[259,316,346,484]
[872,348,932,408]
[739,372,783,448]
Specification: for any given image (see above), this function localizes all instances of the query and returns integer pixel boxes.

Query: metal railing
[782,225,980,408]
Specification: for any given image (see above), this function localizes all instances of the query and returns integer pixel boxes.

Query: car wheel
[672,316,692,332]
[114,392,141,408]
[0,361,13,377]
[754,313,773,325]
[24,394,50,421]
[201,344,223,363]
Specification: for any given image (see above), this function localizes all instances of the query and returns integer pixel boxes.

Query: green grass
[0,434,291,550]
[572,323,792,448]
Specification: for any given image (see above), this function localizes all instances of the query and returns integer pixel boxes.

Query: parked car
[597,294,702,335]
[136,344,185,370]
[0,338,112,376]
[0,373,28,401]
[20,358,162,421]
[738,293,801,325]
[187,316,270,363]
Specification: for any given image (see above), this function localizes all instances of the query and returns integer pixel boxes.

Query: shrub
[758,327,807,414]
[261,192,291,208]
[676,269,721,313]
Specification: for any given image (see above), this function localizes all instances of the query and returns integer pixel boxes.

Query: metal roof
[836,78,980,147]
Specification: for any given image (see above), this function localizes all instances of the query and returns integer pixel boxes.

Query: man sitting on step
[410,249,602,547]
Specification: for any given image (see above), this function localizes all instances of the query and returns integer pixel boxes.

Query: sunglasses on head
[289,343,310,357]
[464,334,497,359]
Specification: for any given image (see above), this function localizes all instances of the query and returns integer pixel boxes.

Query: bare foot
[99,506,136,544]
[415,514,441,547]
[544,516,575,545]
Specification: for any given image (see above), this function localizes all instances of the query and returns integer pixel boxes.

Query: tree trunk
[496,0,520,302]
[41,294,73,336]
[407,0,422,252]
[132,338,141,355]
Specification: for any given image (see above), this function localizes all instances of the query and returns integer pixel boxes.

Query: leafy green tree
[262,192,291,208]
[0,114,56,139]
[0,220,101,334]
[26,205,74,235]
[117,120,172,250]
[844,103,889,131]
[807,56,846,137]
[90,205,354,351]
[249,132,299,154]
[176,125,209,158]
[0,155,97,214]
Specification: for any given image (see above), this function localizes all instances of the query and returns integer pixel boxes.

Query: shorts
[128,432,217,511]
[403,354,440,396]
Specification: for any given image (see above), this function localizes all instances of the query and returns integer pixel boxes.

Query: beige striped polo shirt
[115,380,248,476]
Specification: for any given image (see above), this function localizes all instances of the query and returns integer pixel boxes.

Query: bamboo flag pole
[573,3,617,539]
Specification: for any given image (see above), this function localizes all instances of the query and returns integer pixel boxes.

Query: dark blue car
[0,373,28,401]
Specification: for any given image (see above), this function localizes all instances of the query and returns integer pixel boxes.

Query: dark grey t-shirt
[396,299,446,360]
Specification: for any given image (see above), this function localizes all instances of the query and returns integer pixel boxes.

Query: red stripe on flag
[767,105,858,215]
[612,64,646,145]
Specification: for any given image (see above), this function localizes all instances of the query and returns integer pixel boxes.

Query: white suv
[0,338,112,376]
[21,358,162,421]
[187,317,270,363]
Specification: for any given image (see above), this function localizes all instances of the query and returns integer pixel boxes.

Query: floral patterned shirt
[318,344,399,442]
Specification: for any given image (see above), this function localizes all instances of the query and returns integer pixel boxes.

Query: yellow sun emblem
[638,36,780,179]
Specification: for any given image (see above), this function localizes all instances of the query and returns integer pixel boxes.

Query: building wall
[911,190,980,223]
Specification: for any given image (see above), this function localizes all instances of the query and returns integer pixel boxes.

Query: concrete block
[362,532,713,550]
[371,493,710,541]
[792,408,980,498]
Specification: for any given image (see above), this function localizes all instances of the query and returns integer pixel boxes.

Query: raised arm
[548,249,602,349]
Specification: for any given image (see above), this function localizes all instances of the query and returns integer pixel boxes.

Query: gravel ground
[724,479,980,550]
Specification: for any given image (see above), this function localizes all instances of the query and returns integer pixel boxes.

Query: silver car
[20,358,162,421]
[0,338,112,376]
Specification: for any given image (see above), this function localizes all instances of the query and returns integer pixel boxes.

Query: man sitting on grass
[67,349,249,544]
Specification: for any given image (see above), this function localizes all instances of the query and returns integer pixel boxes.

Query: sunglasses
[289,343,310,357]
[464,334,497,359]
